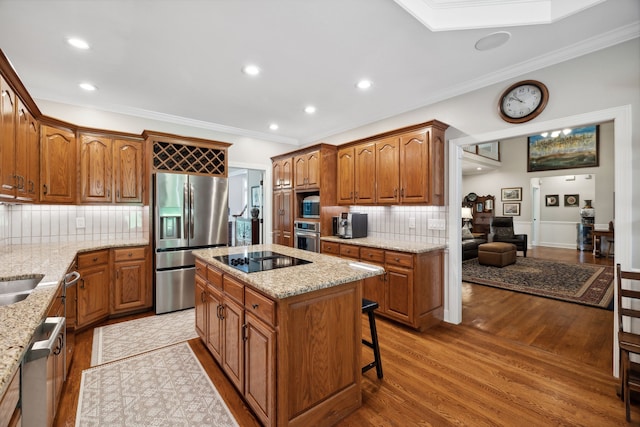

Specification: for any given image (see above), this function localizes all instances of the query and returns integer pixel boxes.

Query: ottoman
[478,242,517,267]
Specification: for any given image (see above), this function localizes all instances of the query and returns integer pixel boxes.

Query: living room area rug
[91,308,199,366]
[76,342,238,427]
[462,257,614,309]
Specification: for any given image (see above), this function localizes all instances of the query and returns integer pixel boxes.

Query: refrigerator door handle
[190,183,195,238]
[183,182,189,239]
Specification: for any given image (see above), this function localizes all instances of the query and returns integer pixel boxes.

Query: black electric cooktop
[212,251,311,273]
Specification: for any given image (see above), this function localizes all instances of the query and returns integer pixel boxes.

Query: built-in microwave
[302,195,320,218]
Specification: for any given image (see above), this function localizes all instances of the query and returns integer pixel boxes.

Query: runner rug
[91,308,198,366]
[462,257,614,309]
[76,343,238,427]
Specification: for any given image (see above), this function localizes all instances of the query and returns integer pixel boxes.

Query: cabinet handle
[108,189,111,198]
[128,252,133,257]
[29,180,34,193]
[394,188,398,197]
[117,190,120,199]
[242,324,248,342]
[80,278,85,289]
[43,184,48,195]
[218,305,224,320]
[252,303,259,309]
[201,291,206,303]
[93,257,98,262]
[395,257,400,262]
[401,188,405,197]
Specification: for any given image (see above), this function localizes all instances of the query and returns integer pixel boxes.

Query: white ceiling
[0,0,637,146]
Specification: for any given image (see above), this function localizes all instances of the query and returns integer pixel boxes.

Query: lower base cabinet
[321,240,444,331]
[77,250,110,329]
[112,247,150,314]
[195,258,361,427]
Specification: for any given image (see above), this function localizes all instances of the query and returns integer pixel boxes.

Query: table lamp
[461,207,473,237]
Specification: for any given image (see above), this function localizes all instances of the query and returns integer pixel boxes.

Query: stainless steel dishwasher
[22,316,66,427]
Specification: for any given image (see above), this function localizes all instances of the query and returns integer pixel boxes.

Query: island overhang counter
[192,244,385,427]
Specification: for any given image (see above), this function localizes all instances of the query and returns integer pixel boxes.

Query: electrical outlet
[76,217,85,229]
[428,219,446,230]
[408,217,416,229]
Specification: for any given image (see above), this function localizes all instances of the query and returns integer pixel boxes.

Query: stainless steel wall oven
[294,221,320,253]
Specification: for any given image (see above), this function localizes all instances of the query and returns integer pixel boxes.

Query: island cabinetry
[294,149,320,190]
[337,120,448,206]
[40,124,76,203]
[111,246,150,314]
[76,249,110,329]
[321,241,444,330]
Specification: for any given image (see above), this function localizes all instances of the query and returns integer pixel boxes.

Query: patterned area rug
[91,309,199,366]
[76,343,238,427]
[462,258,614,309]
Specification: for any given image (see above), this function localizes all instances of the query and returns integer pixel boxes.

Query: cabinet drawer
[245,287,276,326]
[207,265,223,289]
[223,275,244,304]
[321,241,340,256]
[385,251,414,268]
[340,244,360,259]
[113,247,145,262]
[195,259,207,278]
[77,250,109,268]
[360,247,384,263]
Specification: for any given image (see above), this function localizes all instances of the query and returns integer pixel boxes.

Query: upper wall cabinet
[15,99,40,202]
[40,124,76,204]
[337,120,448,206]
[79,133,144,204]
[0,75,17,200]
[273,157,292,190]
[293,150,320,190]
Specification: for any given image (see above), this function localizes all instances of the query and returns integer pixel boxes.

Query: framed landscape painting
[503,203,520,216]
[501,187,522,201]
[527,125,599,172]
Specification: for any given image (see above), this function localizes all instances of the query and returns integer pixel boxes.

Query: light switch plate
[408,217,416,229]
[76,217,85,229]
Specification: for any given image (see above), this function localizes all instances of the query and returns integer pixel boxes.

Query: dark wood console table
[593,229,614,258]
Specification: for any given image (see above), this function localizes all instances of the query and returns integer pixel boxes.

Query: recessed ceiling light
[269,123,279,131]
[304,105,316,114]
[476,167,483,171]
[356,79,373,90]
[475,31,511,51]
[242,65,261,76]
[67,38,90,50]
[79,82,97,91]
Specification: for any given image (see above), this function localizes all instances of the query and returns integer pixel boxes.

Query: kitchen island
[192,244,384,427]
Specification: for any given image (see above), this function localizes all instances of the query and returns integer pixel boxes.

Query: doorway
[228,167,265,246]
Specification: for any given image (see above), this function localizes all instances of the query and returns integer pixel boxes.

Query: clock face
[499,80,548,123]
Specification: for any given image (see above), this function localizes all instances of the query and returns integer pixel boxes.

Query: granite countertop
[193,244,385,300]
[320,236,447,254]
[0,238,148,399]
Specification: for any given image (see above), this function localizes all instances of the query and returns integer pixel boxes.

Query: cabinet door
[41,125,76,203]
[0,76,16,199]
[15,99,39,201]
[113,258,147,313]
[222,297,245,393]
[206,286,224,363]
[354,142,376,204]
[293,154,307,189]
[195,275,207,341]
[362,266,385,311]
[244,312,276,427]
[400,130,428,204]
[376,137,400,204]
[79,134,113,203]
[429,127,445,205]
[114,139,143,203]
[337,147,355,204]
[385,265,413,323]
[77,263,110,328]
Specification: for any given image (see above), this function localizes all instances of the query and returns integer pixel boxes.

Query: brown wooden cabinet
[321,240,444,331]
[111,246,150,314]
[472,195,495,239]
[15,99,39,201]
[337,120,448,206]
[79,133,144,204]
[273,189,293,246]
[40,124,76,203]
[0,75,16,200]
[272,156,293,190]
[76,250,110,329]
[294,150,320,190]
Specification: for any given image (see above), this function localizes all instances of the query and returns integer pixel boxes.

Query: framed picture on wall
[251,186,261,207]
[501,187,522,201]
[503,203,520,216]
[527,125,599,172]
[545,195,559,206]
[564,194,579,207]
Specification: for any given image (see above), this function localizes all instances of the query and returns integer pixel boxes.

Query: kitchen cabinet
[111,246,150,314]
[76,250,110,329]
[293,150,320,190]
[0,75,16,199]
[272,156,292,189]
[321,240,444,331]
[40,124,76,203]
[0,368,20,427]
[15,99,39,201]
[273,189,293,246]
[337,120,448,206]
[79,133,144,204]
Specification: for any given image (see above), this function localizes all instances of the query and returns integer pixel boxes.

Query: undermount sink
[0,274,44,307]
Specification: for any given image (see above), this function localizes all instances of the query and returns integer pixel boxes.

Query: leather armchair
[491,216,528,257]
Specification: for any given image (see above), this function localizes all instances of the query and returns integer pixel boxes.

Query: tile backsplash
[1,204,149,245]
[349,205,447,244]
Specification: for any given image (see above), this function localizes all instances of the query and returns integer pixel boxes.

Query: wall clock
[498,80,549,124]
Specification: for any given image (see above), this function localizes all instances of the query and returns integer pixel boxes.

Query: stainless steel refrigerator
[154,172,228,314]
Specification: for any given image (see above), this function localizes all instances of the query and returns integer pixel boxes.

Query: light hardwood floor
[56,247,634,426]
